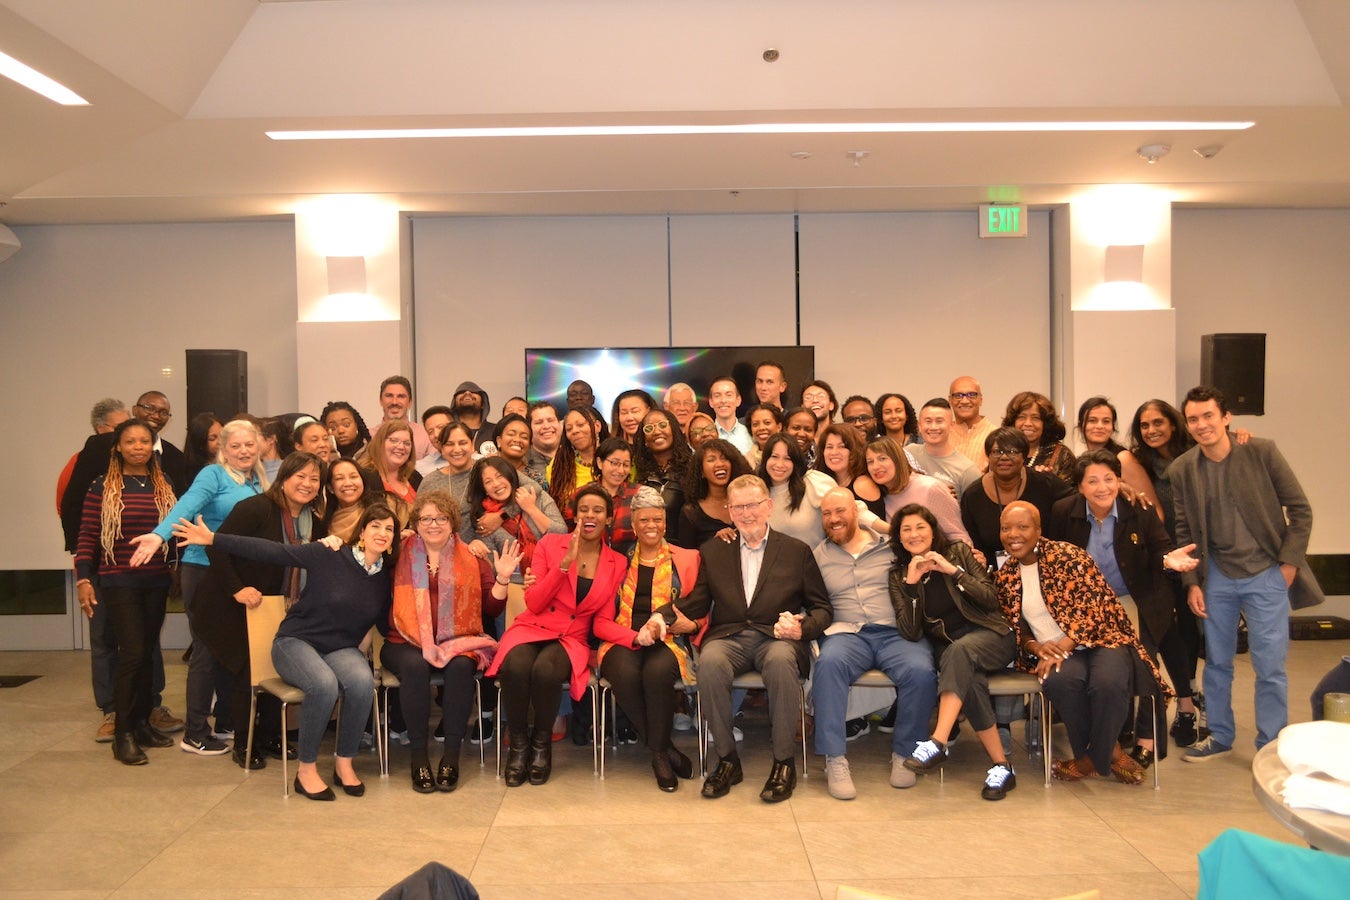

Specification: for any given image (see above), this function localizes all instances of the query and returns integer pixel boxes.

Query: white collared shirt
[740,526,770,601]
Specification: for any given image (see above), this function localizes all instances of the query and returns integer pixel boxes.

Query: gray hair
[630,485,666,511]
[90,397,126,431]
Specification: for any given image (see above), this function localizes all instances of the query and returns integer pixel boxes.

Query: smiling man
[811,487,936,800]
[377,376,431,460]
[708,376,752,455]
[908,397,981,496]
[660,475,831,802]
[1170,386,1320,761]
[947,376,996,470]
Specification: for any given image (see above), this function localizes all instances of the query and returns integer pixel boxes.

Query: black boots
[528,728,553,785]
[113,732,147,766]
[504,728,530,787]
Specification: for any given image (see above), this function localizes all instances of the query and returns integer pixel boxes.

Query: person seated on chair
[889,503,1018,800]
[382,491,519,794]
[811,489,937,801]
[657,474,832,803]
[598,486,703,792]
[994,501,1173,786]
[1047,449,1201,770]
[171,503,401,801]
[196,451,329,771]
[486,484,648,787]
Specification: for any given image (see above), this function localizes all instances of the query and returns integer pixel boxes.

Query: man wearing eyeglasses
[661,383,698,431]
[60,390,189,741]
[655,475,832,802]
[947,376,997,470]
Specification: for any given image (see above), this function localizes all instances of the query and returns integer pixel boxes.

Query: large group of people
[60,366,1318,807]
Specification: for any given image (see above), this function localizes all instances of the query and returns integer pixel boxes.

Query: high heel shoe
[504,728,529,787]
[333,769,365,797]
[292,776,335,801]
[666,745,694,780]
[528,728,553,785]
[652,750,678,792]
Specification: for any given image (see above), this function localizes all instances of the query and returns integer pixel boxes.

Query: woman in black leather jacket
[887,503,1019,800]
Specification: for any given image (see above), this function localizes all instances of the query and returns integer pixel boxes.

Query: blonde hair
[215,419,271,490]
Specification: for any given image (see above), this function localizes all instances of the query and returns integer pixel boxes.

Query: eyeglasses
[990,447,1024,458]
[642,421,671,434]
[802,392,829,403]
[134,403,172,420]
[387,439,413,449]
[844,415,875,425]
[417,515,450,527]
[950,391,980,401]
[727,499,767,515]
[689,426,717,438]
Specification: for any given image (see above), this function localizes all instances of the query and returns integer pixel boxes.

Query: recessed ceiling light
[265,120,1255,141]
[0,50,88,106]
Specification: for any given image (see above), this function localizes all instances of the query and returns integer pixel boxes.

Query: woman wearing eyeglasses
[634,408,691,540]
[685,411,718,452]
[382,491,519,793]
[362,420,421,523]
[959,428,1074,569]
[593,437,641,555]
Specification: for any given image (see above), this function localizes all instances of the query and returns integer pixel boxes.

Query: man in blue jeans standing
[1171,386,1321,760]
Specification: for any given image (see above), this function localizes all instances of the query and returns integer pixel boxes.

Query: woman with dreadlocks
[75,419,179,766]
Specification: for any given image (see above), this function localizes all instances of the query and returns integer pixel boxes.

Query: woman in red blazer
[487,484,648,786]
[597,486,703,792]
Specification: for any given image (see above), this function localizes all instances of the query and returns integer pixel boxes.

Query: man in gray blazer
[662,475,832,802]
[1170,386,1320,761]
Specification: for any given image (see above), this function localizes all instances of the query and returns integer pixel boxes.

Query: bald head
[999,500,1042,564]
[820,486,860,546]
[948,375,983,426]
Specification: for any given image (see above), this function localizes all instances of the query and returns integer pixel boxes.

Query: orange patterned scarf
[597,542,692,683]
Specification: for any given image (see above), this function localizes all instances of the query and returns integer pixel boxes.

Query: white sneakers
[825,755,857,800]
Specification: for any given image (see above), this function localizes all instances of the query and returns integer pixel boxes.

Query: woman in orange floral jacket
[994,501,1171,785]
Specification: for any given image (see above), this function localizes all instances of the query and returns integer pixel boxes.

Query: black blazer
[60,432,187,553]
[669,528,833,676]
[1047,494,1175,643]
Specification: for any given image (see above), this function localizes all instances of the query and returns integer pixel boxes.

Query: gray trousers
[699,629,802,762]
[935,628,1017,732]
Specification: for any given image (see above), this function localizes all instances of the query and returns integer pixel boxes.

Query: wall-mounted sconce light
[1104,244,1145,283]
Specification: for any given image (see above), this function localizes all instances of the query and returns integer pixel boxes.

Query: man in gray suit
[1170,386,1320,761]
[660,475,832,802]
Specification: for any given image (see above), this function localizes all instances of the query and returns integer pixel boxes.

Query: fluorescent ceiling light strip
[267,120,1254,141]
[0,50,88,106]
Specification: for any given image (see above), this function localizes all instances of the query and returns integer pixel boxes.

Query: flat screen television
[525,346,816,421]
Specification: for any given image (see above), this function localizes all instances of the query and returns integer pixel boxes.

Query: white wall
[1173,209,1350,556]
[798,211,1051,412]
[2,222,298,570]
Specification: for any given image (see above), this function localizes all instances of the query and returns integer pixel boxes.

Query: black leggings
[599,642,679,752]
[380,641,477,763]
[497,641,571,734]
[103,583,168,733]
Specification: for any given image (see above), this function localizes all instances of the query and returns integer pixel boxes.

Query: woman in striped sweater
[76,420,178,766]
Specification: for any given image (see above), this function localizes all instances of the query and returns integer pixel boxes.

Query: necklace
[127,474,148,488]
[638,554,660,564]
[992,470,1025,507]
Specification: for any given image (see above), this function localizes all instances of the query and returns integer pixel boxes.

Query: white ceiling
[2,0,1349,224]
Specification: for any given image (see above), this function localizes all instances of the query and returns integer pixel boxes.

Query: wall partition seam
[794,214,801,346]
[666,215,674,346]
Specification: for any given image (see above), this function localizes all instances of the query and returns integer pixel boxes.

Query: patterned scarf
[279,506,312,609]
[392,535,496,669]
[481,495,539,572]
[597,542,692,683]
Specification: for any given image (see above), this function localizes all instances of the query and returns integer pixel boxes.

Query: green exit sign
[979,204,1027,238]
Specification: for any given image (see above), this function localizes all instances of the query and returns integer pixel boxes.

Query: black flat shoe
[666,746,694,780]
[528,729,553,786]
[436,761,460,793]
[131,722,173,749]
[292,776,335,801]
[701,756,743,799]
[263,737,298,760]
[334,770,365,797]
[113,733,147,766]
[411,764,437,794]
[760,758,797,803]
[232,748,266,770]
[1129,745,1156,770]
[652,750,678,792]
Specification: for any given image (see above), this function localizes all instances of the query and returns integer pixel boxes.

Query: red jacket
[486,532,634,700]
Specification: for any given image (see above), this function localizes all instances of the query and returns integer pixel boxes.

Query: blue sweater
[213,535,391,655]
[153,465,262,567]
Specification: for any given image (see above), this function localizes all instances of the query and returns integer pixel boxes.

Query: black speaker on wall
[1200,333,1264,415]
[186,349,248,421]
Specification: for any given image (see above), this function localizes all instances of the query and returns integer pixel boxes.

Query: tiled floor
[0,639,1345,899]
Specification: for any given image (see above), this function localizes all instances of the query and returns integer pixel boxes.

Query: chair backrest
[245,595,288,687]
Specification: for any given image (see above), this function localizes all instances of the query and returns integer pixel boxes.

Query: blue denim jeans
[1201,563,1290,749]
[812,625,936,758]
[271,636,374,762]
